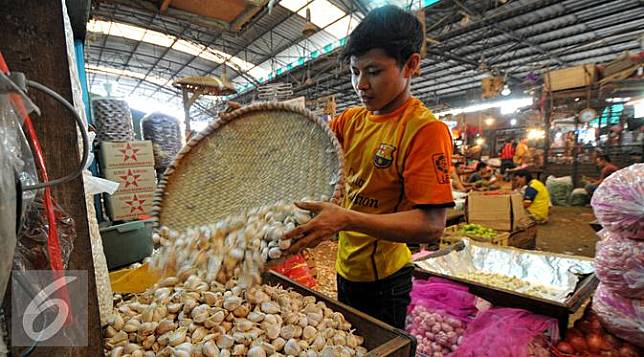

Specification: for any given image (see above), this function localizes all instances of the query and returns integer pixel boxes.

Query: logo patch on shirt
[373,144,396,169]
[432,153,450,184]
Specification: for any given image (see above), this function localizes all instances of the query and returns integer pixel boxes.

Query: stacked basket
[91,98,135,143]
[140,112,182,176]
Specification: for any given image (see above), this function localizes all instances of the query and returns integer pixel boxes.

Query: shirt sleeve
[403,121,455,208]
[329,112,347,145]
[524,186,538,202]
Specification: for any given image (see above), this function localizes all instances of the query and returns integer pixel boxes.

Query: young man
[499,138,515,174]
[585,154,618,197]
[513,137,531,166]
[283,5,454,328]
[513,170,550,224]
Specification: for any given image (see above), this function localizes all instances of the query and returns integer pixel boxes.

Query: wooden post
[0,0,103,355]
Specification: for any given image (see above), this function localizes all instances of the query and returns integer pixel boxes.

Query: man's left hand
[282,201,349,253]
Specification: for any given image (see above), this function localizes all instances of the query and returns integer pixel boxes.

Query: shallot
[405,305,467,356]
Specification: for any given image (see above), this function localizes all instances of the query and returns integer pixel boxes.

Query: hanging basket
[151,102,345,231]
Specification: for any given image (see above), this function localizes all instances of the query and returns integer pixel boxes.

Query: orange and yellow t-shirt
[330,97,454,282]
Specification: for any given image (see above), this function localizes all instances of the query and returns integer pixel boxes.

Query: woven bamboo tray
[151,102,345,231]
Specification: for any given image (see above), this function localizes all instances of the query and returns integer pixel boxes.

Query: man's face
[350,49,411,112]
[514,176,526,186]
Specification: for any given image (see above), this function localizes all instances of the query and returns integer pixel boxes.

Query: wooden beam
[0,0,103,355]
[159,0,172,12]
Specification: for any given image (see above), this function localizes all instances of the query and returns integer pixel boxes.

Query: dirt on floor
[535,206,599,257]
[309,206,599,297]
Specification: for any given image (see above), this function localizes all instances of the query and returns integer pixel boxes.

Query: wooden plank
[263,272,416,356]
[0,1,103,355]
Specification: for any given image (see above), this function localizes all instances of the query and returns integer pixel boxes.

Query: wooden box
[264,272,417,356]
[440,223,511,249]
[508,223,538,250]
[412,269,598,337]
[544,64,597,92]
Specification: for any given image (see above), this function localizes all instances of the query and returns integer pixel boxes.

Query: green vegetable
[457,224,497,239]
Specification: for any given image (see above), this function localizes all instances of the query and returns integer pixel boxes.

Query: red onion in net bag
[592,283,644,348]
[591,164,644,240]
[594,230,644,299]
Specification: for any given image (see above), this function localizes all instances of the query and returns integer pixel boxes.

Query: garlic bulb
[150,199,321,288]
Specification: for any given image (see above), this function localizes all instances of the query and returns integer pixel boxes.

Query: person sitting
[467,161,490,184]
[585,154,618,197]
[513,170,550,224]
[451,162,471,191]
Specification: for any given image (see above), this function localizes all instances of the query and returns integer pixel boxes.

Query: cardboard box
[466,192,528,231]
[100,141,155,169]
[105,191,154,221]
[544,64,596,92]
[104,166,157,194]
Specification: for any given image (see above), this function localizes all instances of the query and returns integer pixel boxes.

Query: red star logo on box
[118,143,140,162]
[125,194,146,213]
[118,169,141,188]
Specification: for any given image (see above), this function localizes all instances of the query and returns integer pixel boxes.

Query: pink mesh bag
[591,163,644,240]
[453,307,559,357]
[594,230,644,299]
[592,283,644,348]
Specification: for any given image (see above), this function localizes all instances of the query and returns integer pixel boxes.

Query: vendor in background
[513,170,550,224]
[282,5,454,329]
[513,137,531,167]
[467,161,491,184]
[451,162,471,192]
[584,154,618,197]
[499,138,515,175]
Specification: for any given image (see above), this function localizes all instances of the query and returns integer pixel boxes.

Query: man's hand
[225,101,242,113]
[282,201,349,253]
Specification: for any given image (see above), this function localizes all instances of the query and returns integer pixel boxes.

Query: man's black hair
[476,161,487,172]
[341,5,424,67]
[514,169,533,182]
[598,154,612,162]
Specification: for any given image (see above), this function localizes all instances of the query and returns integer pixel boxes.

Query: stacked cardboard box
[100,141,156,221]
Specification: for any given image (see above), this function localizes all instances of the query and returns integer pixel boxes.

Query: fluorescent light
[436,97,533,117]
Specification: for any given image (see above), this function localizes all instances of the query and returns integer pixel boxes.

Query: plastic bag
[591,164,644,240]
[0,93,38,304]
[546,175,572,206]
[406,278,480,356]
[592,283,644,348]
[594,230,644,299]
[569,188,589,207]
[454,307,559,357]
[270,254,316,288]
[13,194,76,271]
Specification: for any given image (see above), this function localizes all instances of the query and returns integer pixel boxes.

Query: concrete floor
[535,206,599,258]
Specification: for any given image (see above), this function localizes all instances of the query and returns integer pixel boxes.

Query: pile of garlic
[104,275,367,357]
[150,198,324,288]
[454,271,557,299]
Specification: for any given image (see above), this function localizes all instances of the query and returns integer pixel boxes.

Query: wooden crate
[544,64,597,92]
[263,271,417,356]
[508,223,537,250]
[412,269,598,338]
[440,223,510,249]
